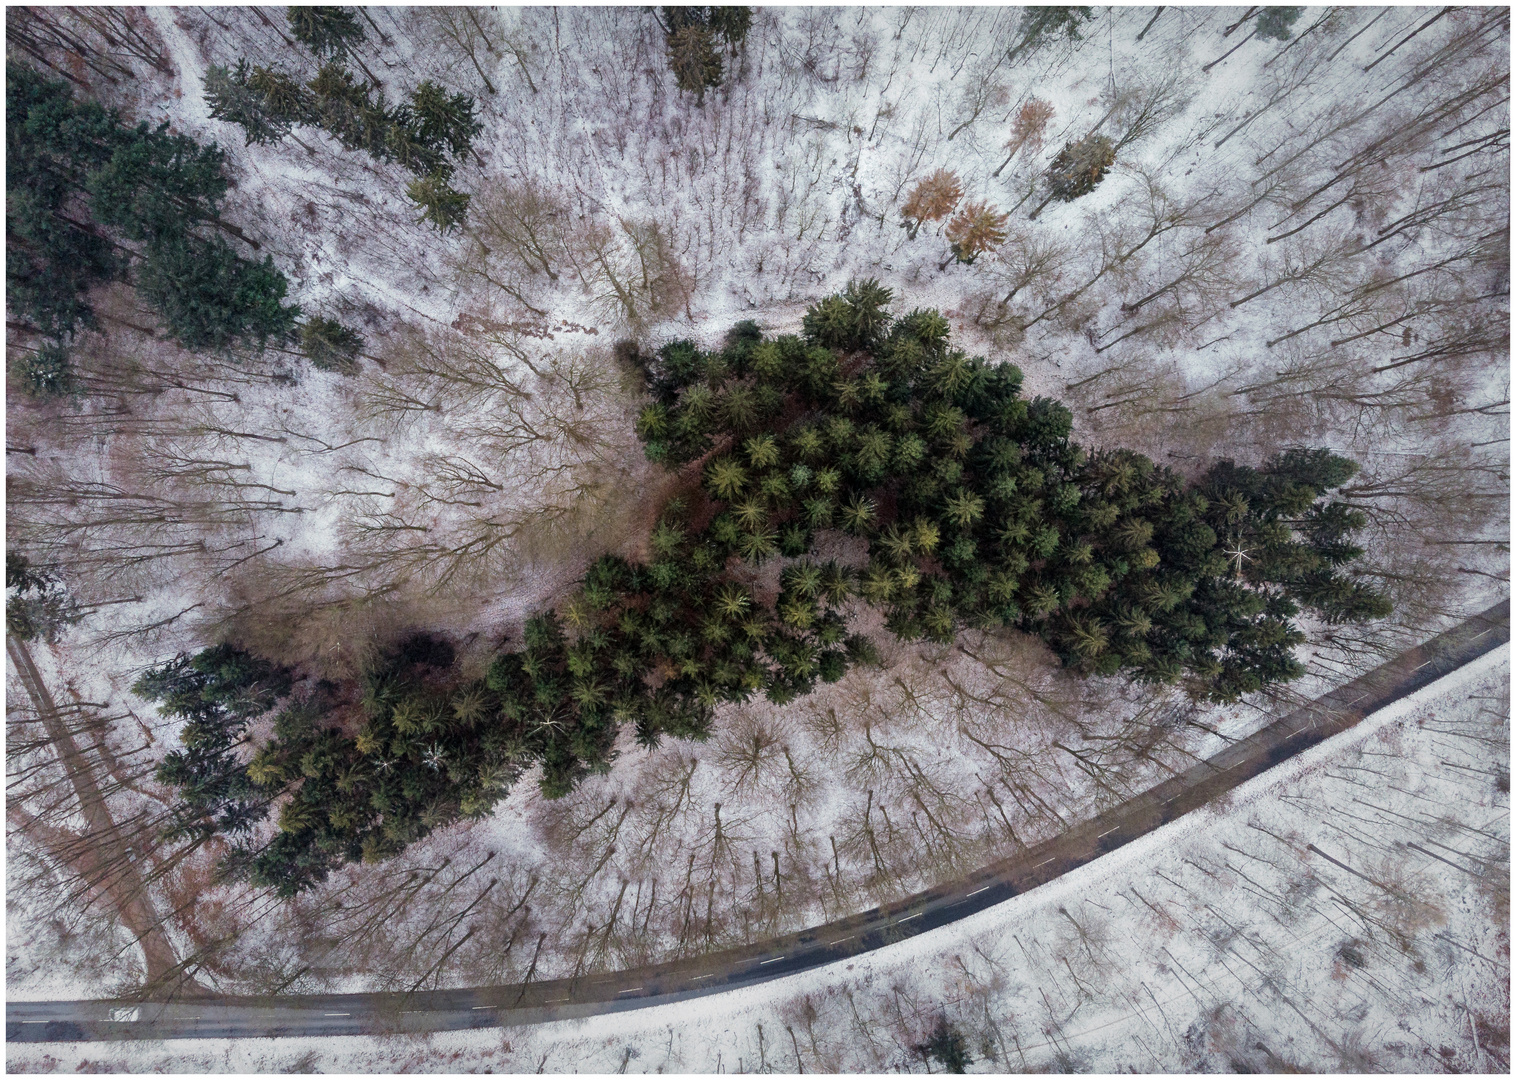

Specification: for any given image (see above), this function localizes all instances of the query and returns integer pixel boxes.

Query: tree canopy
[148,284,1389,896]
[6,62,303,388]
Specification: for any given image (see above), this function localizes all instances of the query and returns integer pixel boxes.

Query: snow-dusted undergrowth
[6,3,1507,1021]
[9,646,1507,1072]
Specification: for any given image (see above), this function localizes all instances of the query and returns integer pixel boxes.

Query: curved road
[9,599,1508,1044]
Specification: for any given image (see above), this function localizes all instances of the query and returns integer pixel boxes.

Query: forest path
[7,597,1507,1044]
[6,638,209,998]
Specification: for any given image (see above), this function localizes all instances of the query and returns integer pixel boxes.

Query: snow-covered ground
[9,644,1508,1072]
[7,1,1508,1039]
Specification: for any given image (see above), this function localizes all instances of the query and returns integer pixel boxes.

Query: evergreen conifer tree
[84,125,231,242]
[1033,132,1116,217]
[707,7,754,53]
[666,25,724,103]
[406,172,471,232]
[1007,6,1095,63]
[308,62,391,158]
[1047,133,1116,202]
[287,6,365,61]
[407,80,482,161]
[913,1017,973,1073]
[205,60,293,146]
[1255,6,1304,42]
[659,7,752,100]
[11,342,75,397]
[136,234,299,352]
[299,316,364,372]
[247,64,316,127]
[5,554,81,642]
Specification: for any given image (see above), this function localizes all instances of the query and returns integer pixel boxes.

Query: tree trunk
[7,637,209,998]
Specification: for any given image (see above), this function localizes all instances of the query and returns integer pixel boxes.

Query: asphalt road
[9,598,1507,1044]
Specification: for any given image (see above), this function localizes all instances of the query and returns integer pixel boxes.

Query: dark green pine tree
[205,60,294,146]
[913,1017,974,1074]
[133,642,293,722]
[665,24,724,103]
[1255,6,1304,42]
[6,62,125,361]
[406,172,471,233]
[136,234,300,352]
[299,315,364,373]
[83,123,231,242]
[406,80,482,162]
[659,4,752,101]
[5,553,81,642]
[143,241,298,354]
[1007,6,1095,63]
[707,7,754,53]
[383,114,450,178]
[287,6,365,61]
[246,64,317,128]
[307,62,392,160]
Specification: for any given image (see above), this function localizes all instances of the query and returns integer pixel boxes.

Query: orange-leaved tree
[900,168,963,239]
[994,98,1055,176]
[943,200,1009,268]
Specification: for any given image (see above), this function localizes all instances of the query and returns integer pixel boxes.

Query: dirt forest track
[8,598,1508,1045]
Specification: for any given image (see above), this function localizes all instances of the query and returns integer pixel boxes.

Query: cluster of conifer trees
[139,284,1389,896]
[6,61,365,393]
[656,6,752,104]
[204,7,482,232]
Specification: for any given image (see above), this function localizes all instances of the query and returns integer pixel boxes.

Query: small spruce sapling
[1007,6,1096,64]
[1255,7,1304,42]
[913,1016,974,1074]
[1032,133,1116,218]
[12,342,75,398]
[287,6,365,62]
[407,172,472,233]
[299,316,364,373]
[6,554,81,642]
